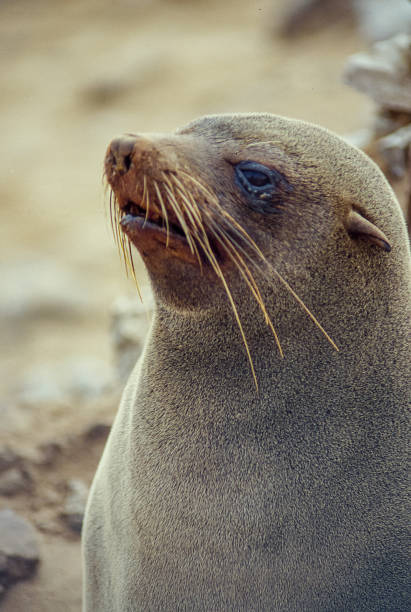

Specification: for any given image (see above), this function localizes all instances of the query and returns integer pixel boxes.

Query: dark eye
[241,169,271,188]
[234,161,277,200]
[233,160,292,214]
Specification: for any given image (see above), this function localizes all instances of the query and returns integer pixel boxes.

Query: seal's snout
[106,135,138,177]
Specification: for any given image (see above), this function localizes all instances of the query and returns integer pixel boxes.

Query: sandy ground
[0,0,379,609]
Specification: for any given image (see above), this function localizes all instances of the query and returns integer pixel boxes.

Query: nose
[107,134,137,176]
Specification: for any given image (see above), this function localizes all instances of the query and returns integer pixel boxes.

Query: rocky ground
[1,0,408,610]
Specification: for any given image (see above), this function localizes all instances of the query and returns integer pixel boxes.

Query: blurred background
[1,0,410,609]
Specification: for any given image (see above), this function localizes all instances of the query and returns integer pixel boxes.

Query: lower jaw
[120,214,201,265]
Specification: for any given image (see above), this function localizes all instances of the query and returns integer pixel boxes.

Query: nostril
[108,135,137,175]
[123,153,132,172]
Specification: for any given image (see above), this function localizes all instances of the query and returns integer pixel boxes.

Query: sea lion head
[105,112,398,297]
[104,114,406,378]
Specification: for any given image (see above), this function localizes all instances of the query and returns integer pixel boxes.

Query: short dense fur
[83,114,410,611]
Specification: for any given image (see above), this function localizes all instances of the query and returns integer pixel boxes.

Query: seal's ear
[345,209,392,252]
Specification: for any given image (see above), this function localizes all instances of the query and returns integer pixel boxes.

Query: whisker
[127,237,143,301]
[166,173,213,270]
[109,190,116,242]
[163,185,203,269]
[194,231,259,391]
[208,206,339,352]
[107,187,143,298]
[175,185,208,237]
[154,182,170,248]
[270,269,339,352]
[142,175,150,226]
[168,191,260,386]
[111,191,125,263]
[172,175,204,226]
[178,170,220,210]
[203,209,266,276]
[208,220,284,358]
[176,172,269,268]
[162,175,198,256]
[118,226,128,277]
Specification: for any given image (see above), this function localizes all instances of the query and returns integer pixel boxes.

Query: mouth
[114,196,207,267]
[117,196,227,268]
[119,199,189,244]
[120,200,187,243]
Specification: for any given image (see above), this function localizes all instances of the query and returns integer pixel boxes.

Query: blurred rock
[278,0,352,38]
[354,0,411,42]
[17,368,65,407]
[42,488,61,506]
[36,442,62,467]
[0,509,40,594]
[343,33,411,232]
[0,468,31,496]
[0,257,89,323]
[84,422,111,441]
[17,356,114,406]
[343,34,411,113]
[278,0,411,42]
[61,357,114,399]
[0,446,20,473]
[62,479,89,533]
[372,111,411,140]
[0,402,32,435]
[111,291,153,382]
[343,127,374,150]
[377,124,411,179]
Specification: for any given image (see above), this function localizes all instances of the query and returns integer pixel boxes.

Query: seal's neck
[139,299,337,408]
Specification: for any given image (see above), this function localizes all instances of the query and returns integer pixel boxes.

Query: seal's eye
[234,161,278,201]
[233,160,292,214]
[241,169,271,188]
[235,162,274,193]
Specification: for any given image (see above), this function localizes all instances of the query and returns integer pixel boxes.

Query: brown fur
[83,114,410,611]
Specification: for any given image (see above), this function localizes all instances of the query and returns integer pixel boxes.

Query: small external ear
[345,209,392,252]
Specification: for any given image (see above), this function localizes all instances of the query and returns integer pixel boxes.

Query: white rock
[0,469,31,497]
[16,356,114,406]
[378,124,411,179]
[62,479,89,533]
[0,256,89,322]
[0,509,39,592]
[277,0,411,41]
[111,291,153,381]
[354,0,411,42]
[343,34,411,113]
[0,447,20,472]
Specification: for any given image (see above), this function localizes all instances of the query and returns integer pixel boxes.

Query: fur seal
[83,113,410,611]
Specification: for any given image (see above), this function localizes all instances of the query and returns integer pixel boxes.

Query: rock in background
[110,290,154,382]
[354,0,411,43]
[343,34,411,231]
[278,0,411,42]
[278,0,353,38]
[61,479,89,533]
[0,509,40,598]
